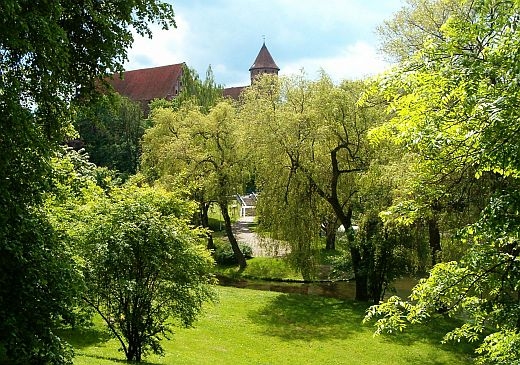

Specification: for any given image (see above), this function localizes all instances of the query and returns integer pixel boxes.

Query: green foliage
[365,196,520,361]
[74,184,216,362]
[74,93,145,176]
[1,1,176,362]
[173,65,224,113]
[0,207,80,365]
[149,64,223,114]
[366,1,520,363]
[142,100,248,267]
[213,239,253,265]
[239,73,398,294]
[377,0,468,62]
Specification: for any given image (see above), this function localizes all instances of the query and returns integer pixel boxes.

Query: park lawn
[65,286,474,365]
[216,257,304,281]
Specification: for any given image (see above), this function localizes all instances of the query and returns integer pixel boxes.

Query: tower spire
[249,41,279,84]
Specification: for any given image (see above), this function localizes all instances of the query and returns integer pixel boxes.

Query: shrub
[213,240,253,265]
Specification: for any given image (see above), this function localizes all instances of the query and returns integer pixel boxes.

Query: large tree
[75,183,216,362]
[0,1,175,363]
[147,65,224,250]
[142,101,249,268]
[240,73,389,298]
[377,0,469,62]
[376,0,496,266]
[365,1,520,363]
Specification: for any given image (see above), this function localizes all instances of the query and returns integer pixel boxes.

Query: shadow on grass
[60,325,164,364]
[77,353,161,365]
[251,293,476,363]
[57,325,111,349]
[377,315,477,358]
[249,293,369,341]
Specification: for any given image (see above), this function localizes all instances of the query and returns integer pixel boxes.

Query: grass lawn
[63,287,471,365]
[63,286,474,365]
[216,257,304,281]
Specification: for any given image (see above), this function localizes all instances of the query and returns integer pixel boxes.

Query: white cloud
[124,15,190,70]
[122,1,403,84]
[280,41,391,82]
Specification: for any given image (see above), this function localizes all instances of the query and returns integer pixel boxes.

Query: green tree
[377,0,469,62]
[240,73,388,297]
[74,93,145,177]
[142,101,248,268]
[365,1,520,362]
[149,65,223,115]
[148,65,224,250]
[173,64,224,113]
[73,183,216,362]
[375,0,493,267]
[0,1,175,363]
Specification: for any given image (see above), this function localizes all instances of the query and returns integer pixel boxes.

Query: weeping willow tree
[239,73,387,295]
[142,101,248,268]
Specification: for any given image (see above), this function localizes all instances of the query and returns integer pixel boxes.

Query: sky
[124,0,405,87]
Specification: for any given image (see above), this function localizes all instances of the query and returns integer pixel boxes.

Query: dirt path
[232,216,287,257]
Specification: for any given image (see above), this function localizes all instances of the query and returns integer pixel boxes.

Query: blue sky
[125,0,404,87]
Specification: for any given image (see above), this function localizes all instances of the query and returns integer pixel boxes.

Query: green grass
[216,257,303,281]
[64,286,474,365]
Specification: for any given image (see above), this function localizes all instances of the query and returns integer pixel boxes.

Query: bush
[213,241,253,265]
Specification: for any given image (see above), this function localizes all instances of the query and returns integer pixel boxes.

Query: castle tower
[249,42,280,84]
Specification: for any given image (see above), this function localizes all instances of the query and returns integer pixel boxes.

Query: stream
[217,276,418,300]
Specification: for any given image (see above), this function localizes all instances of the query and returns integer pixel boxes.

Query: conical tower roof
[249,42,280,71]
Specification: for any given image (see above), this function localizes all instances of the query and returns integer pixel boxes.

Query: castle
[109,42,279,109]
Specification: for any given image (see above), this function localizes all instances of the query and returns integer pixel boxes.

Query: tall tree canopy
[365,1,520,363]
[142,101,248,268]
[147,65,225,249]
[240,73,399,299]
[0,1,175,363]
[377,0,469,62]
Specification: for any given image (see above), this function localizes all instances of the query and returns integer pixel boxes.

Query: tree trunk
[428,218,441,266]
[126,341,141,362]
[219,201,247,269]
[350,245,369,301]
[324,219,337,250]
[200,202,215,250]
[332,204,370,301]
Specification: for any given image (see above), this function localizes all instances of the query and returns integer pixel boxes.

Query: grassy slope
[66,286,474,365]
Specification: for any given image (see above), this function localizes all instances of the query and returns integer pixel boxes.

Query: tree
[169,64,224,114]
[147,65,224,250]
[365,1,520,362]
[375,0,499,266]
[74,93,145,177]
[0,1,176,363]
[142,101,248,268]
[240,73,389,297]
[73,184,215,362]
[377,0,469,62]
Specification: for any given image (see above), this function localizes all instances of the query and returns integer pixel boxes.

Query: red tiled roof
[223,86,246,100]
[249,43,279,71]
[108,63,184,102]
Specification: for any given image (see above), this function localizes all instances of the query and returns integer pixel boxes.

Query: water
[217,276,418,300]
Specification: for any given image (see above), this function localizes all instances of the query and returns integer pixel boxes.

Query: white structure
[236,194,257,217]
